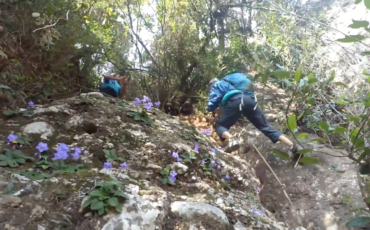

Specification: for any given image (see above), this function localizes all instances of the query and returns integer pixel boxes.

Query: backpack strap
[222,75,258,110]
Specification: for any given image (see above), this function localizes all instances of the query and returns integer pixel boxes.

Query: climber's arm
[206,84,223,112]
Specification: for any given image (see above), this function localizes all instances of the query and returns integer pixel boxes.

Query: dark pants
[215,94,282,143]
[99,86,118,98]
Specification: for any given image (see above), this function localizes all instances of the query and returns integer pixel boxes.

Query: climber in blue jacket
[207,72,302,157]
[99,74,130,99]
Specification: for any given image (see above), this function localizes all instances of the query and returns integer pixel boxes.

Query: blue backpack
[222,72,254,95]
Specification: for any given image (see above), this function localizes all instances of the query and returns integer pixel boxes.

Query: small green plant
[49,160,86,174]
[127,111,155,126]
[103,149,125,162]
[160,165,177,185]
[36,156,51,169]
[3,109,33,118]
[179,133,193,140]
[1,182,15,195]
[13,171,54,180]
[180,151,197,162]
[115,101,127,107]
[16,136,31,145]
[82,179,129,215]
[0,149,33,167]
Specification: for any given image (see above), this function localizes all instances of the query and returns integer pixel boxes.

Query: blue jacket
[206,73,253,112]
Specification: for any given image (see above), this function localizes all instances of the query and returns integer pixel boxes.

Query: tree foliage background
[2,0,370,226]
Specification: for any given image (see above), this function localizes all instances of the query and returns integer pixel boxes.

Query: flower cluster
[172,151,181,162]
[200,129,211,135]
[103,161,128,171]
[51,143,81,161]
[133,96,160,111]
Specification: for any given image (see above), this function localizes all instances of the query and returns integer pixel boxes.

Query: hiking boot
[290,144,303,161]
[224,137,240,153]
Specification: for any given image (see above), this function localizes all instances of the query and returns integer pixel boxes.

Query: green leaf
[355,138,365,149]
[327,70,335,83]
[359,164,370,175]
[361,51,370,56]
[355,0,362,4]
[333,82,347,87]
[307,73,317,84]
[0,84,12,90]
[346,216,370,227]
[296,149,312,155]
[349,20,369,28]
[365,0,370,9]
[108,197,119,207]
[91,200,104,210]
[82,199,92,208]
[336,35,366,43]
[3,110,17,117]
[287,114,297,133]
[297,133,308,140]
[351,128,360,143]
[310,138,326,143]
[307,98,316,105]
[272,149,290,160]
[162,177,169,185]
[334,127,347,134]
[98,207,105,215]
[294,69,301,83]
[271,71,290,78]
[115,203,123,212]
[90,190,102,197]
[358,149,370,161]
[318,121,329,132]
[299,157,319,164]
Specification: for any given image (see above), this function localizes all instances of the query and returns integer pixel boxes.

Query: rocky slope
[0,91,299,230]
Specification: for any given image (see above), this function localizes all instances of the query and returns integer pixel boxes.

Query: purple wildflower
[121,162,128,170]
[133,98,142,105]
[217,165,221,170]
[225,174,230,180]
[154,101,161,107]
[144,102,153,111]
[53,150,69,161]
[36,142,48,153]
[7,134,18,142]
[252,208,263,216]
[169,170,177,183]
[142,96,151,103]
[57,143,70,153]
[28,101,34,108]
[71,147,81,160]
[210,160,216,166]
[211,148,215,153]
[172,151,181,162]
[103,162,112,169]
[256,186,261,192]
[194,144,199,153]
[201,159,206,165]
